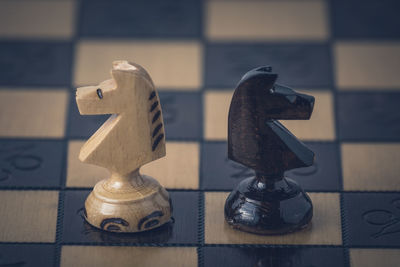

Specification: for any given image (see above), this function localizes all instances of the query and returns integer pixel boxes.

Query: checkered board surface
[0,0,400,266]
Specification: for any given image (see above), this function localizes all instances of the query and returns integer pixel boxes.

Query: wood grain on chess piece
[76,60,171,233]
[225,66,315,235]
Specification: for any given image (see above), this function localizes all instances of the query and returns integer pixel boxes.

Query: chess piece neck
[255,172,284,182]
[250,172,292,193]
[103,169,145,191]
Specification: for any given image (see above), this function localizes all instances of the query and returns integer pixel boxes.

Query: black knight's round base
[224,176,313,235]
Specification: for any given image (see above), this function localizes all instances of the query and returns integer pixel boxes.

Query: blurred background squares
[0,90,68,138]
[206,1,329,41]
[79,0,202,38]
[0,42,73,86]
[74,41,203,89]
[205,43,332,88]
[331,0,400,39]
[0,0,75,39]
[335,42,400,89]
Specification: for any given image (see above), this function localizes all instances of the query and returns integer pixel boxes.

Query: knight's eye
[269,86,275,94]
[96,88,103,99]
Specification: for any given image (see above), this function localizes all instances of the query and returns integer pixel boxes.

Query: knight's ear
[266,73,278,84]
[259,73,278,90]
[111,69,133,87]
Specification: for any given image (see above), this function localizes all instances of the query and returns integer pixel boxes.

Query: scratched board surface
[0,0,400,266]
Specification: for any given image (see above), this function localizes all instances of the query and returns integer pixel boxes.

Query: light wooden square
[74,41,202,90]
[206,1,328,41]
[350,249,400,267]
[67,141,199,189]
[0,89,68,138]
[204,90,335,141]
[61,246,197,267]
[342,143,400,191]
[205,192,342,245]
[0,190,58,242]
[66,140,110,188]
[335,42,400,90]
[204,90,233,141]
[141,142,200,189]
[0,0,75,39]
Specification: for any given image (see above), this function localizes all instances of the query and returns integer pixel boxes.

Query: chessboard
[0,0,400,266]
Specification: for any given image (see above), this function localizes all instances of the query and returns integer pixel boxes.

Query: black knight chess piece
[225,66,315,235]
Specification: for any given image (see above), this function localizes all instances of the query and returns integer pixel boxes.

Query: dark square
[67,91,202,140]
[0,41,72,86]
[159,91,202,140]
[337,92,400,141]
[0,140,64,188]
[331,0,400,39]
[79,0,202,38]
[62,190,198,244]
[205,43,332,89]
[201,141,340,191]
[67,94,108,139]
[344,192,400,247]
[286,142,341,191]
[203,247,345,267]
[0,244,54,267]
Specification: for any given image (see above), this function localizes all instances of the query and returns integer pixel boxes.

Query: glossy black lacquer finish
[225,66,315,234]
